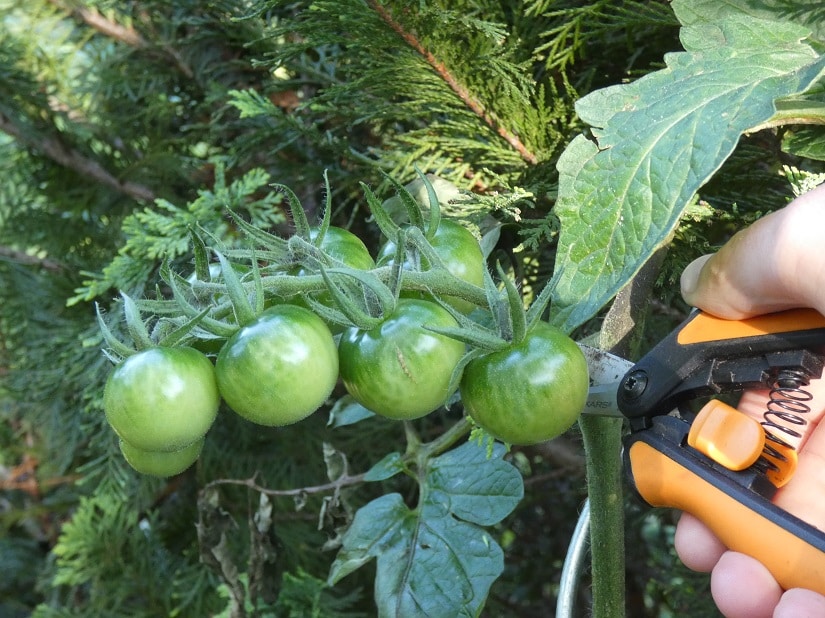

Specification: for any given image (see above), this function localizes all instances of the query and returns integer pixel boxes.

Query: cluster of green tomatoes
[101,175,589,477]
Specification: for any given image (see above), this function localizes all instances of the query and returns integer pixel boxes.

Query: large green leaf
[548,1,825,333]
[674,0,825,40]
[328,441,523,618]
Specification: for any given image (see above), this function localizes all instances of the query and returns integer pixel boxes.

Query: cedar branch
[367,0,538,165]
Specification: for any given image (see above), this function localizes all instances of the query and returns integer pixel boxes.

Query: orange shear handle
[626,431,825,595]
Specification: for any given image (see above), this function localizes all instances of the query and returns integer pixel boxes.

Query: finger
[680,183,825,319]
[710,551,782,618]
[774,588,825,618]
[674,512,726,572]
[773,417,825,530]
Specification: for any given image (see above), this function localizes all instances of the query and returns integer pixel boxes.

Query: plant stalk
[578,415,624,617]
[580,241,671,617]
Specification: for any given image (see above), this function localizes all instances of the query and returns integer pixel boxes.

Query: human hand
[675,182,825,618]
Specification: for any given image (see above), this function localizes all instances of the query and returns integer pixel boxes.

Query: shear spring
[754,369,813,473]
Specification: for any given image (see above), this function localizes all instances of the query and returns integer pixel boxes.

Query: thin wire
[556,498,590,617]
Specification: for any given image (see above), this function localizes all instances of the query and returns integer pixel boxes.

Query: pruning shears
[580,307,825,594]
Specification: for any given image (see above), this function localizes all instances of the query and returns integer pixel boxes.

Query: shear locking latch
[687,400,764,471]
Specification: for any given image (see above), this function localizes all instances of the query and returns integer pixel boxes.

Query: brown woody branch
[366,1,538,165]
[0,245,64,272]
[0,112,155,202]
[48,0,194,78]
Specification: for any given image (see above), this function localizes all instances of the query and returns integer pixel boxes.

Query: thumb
[680,184,825,319]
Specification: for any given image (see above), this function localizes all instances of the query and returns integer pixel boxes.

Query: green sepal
[156,308,211,348]
[249,246,265,317]
[313,169,333,248]
[361,181,400,243]
[95,303,137,360]
[524,274,559,332]
[133,297,189,316]
[317,266,388,331]
[480,265,510,341]
[120,292,155,351]
[275,183,312,241]
[382,171,425,231]
[287,235,332,269]
[497,262,526,344]
[303,296,354,330]
[423,323,508,353]
[416,167,442,241]
[162,263,238,338]
[189,228,211,282]
[226,209,289,257]
[405,226,449,272]
[481,265,501,320]
[215,251,255,327]
[387,228,407,302]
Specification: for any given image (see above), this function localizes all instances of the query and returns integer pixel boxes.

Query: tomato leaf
[328,441,523,617]
[548,3,825,333]
[363,452,404,482]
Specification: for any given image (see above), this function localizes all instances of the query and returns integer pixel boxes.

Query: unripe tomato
[378,220,484,314]
[104,347,220,452]
[338,299,466,420]
[119,437,204,477]
[460,322,589,445]
[311,226,375,271]
[216,304,339,426]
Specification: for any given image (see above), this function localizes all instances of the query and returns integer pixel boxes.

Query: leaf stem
[419,416,473,459]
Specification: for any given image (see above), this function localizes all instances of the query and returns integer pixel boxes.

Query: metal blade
[578,343,634,418]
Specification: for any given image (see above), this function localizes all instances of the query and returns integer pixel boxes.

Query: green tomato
[459,322,589,445]
[119,437,204,477]
[104,347,220,452]
[338,298,466,420]
[216,304,339,426]
[378,219,484,314]
[310,226,375,271]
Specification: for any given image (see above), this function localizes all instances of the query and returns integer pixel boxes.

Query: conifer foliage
[1,1,823,617]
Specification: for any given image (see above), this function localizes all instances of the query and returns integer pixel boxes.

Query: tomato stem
[419,416,473,459]
[578,415,625,618]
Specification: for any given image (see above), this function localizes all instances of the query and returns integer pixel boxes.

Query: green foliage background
[0,1,822,616]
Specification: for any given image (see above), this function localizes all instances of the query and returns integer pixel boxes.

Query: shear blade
[578,343,634,418]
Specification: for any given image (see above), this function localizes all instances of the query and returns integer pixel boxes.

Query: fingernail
[681,255,712,300]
